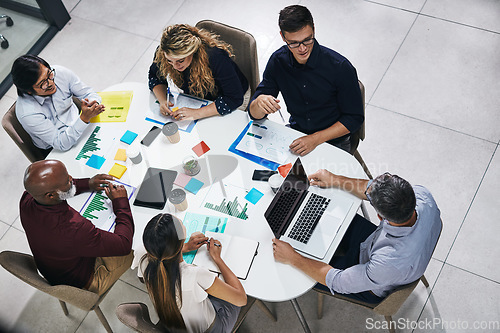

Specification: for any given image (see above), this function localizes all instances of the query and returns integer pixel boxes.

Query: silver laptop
[264,158,353,259]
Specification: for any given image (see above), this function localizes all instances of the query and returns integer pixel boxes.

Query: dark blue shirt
[149,47,248,115]
[249,40,363,134]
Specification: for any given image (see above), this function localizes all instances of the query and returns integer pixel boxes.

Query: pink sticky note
[192,141,210,157]
[174,173,192,187]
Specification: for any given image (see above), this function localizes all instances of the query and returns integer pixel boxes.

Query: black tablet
[133,168,177,209]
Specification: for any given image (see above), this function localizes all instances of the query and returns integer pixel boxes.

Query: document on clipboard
[229,120,297,170]
[146,92,211,132]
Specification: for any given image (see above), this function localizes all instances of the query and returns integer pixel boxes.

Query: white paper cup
[126,147,142,164]
[268,173,284,193]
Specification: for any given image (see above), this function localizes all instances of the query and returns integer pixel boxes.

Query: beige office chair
[0,251,115,333]
[116,296,276,332]
[316,220,442,333]
[2,97,82,163]
[195,20,260,96]
[350,80,373,180]
[316,276,429,333]
[2,102,52,162]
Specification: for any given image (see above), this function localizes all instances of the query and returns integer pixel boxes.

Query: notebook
[193,231,259,280]
[264,158,353,259]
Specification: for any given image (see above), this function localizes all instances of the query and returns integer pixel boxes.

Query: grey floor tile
[365,0,426,13]
[163,0,293,61]
[422,0,500,33]
[118,266,147,293]
[4,85,17,100]
[371,15,500,142]
[0,96,30,224]
[62,0,83,13]
[76,279,156,333]
[357,105,496,261]
[446,148,500,283]
[0,222,9,240]
[303,0,418,99]
[11,216,23,233]
[0,8,49,83]
[122,42,160,84]
[70,0,182,40]
[415,264,500,333]
[38,16,153,92]
[0,227,38,332]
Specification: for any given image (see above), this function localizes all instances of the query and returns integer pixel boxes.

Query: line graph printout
[182,212,228,264]
[234,121,296,165]
[78,181,136,232]
[75,126,117,161]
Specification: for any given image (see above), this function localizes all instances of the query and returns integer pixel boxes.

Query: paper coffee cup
[268,173,284,193]
[126,147,142,164]
[162,122,180,143]
[169,189,188,211]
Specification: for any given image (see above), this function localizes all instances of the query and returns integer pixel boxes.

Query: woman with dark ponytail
[141,213,247,332]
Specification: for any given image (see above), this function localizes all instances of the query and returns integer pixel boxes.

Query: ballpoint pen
[274,98,285,123]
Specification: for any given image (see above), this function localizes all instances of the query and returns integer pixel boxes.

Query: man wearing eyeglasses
[11,54,105,152]
[248,5,364,155]
[273,171,442,304]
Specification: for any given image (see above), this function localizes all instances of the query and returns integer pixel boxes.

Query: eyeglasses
[284,36,314,49]
[37,68,56,90]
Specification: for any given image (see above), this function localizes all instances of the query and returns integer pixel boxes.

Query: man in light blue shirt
[11,55,105,151]
[273,171,442,304]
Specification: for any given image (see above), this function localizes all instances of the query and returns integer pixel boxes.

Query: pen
[100,184,109,188]
[214,243,221,247]
[274,98,285,123]
[167,87,170,107]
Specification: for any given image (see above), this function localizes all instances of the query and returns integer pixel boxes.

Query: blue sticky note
[184,178,204,195]
[245,188,264,205]
[86,154,106,169]
[120,130,138,145]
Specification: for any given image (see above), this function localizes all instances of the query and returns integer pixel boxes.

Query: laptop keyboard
[266,188,301,234]
[289,193,331,244]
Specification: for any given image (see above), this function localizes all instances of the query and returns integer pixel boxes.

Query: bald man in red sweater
[20,160,134,295]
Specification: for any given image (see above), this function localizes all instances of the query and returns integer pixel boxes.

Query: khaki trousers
[87,251,134,295]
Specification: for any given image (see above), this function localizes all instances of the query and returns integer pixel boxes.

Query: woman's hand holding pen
[159,100,174,117]
[207,238,223,263]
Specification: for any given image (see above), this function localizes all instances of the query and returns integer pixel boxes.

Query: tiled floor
[0,0,499,332]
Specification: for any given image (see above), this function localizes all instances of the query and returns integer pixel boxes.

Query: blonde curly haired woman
[148,24,250,121]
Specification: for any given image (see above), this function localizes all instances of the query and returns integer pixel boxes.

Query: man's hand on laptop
[272,238,300,265]
[308,169,340,188]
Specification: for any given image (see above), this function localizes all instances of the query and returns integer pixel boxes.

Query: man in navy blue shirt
[248,5,364,155]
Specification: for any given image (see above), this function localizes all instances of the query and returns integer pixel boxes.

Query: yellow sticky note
[109,163,127,179]
[114,148,127,161]
[172,107,179,112]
